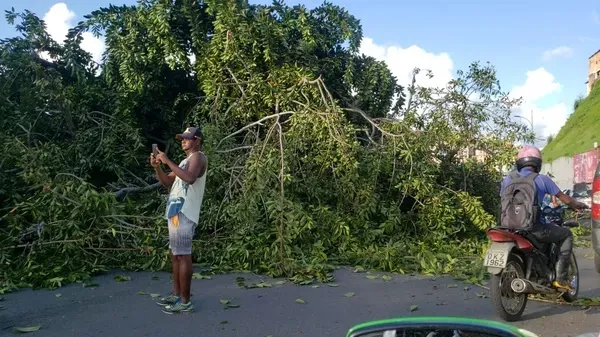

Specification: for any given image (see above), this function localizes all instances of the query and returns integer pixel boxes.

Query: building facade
[587,49,600,95]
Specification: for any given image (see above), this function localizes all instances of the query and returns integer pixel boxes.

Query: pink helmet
[516,145,542,172]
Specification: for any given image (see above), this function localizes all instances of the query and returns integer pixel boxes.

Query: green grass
[542,84,600,162]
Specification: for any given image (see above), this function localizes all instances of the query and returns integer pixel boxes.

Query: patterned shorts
[168,212,197,255]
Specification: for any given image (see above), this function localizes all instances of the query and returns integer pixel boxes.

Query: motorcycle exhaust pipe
[510,278,556,294]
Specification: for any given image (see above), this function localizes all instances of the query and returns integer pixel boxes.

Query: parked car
[571,182,592,208]
[592,161,600,272]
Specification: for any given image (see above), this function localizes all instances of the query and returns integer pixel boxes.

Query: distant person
[150,126,208,313]
[499,145,587,290]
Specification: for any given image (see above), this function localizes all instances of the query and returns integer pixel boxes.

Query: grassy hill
[542,83,600,162]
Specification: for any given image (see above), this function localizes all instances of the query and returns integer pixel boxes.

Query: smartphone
[152,144,158,157]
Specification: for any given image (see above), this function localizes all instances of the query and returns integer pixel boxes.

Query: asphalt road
[2,247,600,337]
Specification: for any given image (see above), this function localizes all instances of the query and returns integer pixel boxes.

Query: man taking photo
[150,126,208,314]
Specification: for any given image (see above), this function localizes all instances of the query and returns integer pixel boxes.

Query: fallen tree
[0,1,532,293]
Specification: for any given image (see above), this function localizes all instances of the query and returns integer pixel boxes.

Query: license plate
[483,249,508,268]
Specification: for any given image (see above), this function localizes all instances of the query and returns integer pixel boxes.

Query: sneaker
[156,294,180,307]
[162,301,194,314]
[552,280,573,291]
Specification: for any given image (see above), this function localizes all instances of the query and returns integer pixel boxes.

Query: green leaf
[114,275,131,282]
[226,303,240,308]
[295,298,306,304]
[327,283,339,287]
[447,284,458,288]
[220,299,230,305]
[311,285,320,288]
[344,292,355,297]
[382,275,392,281]
[275,280,286,285]
[151,276,160,280]
[150,293,161,298]
[83,282,99,288]
[220,320,228,324]
[15,326,41,333]
[138,291,149,295]
[55,293,62,298]
[192,273,211,280]
[409,304,419,312]
[366,275,378,280]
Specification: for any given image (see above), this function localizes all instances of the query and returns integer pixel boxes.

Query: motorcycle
[483,205,580,322]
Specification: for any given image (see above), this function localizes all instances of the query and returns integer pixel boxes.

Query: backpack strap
[524,172,538,182]
[523,172,541,222]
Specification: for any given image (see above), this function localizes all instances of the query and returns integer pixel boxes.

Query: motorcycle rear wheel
[490,253,528,322]
[561,251,579,302]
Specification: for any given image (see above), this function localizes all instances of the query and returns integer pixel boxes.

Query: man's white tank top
[166,151,207,224]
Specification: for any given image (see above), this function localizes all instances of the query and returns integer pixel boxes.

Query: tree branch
[113,182,162,199]
[217,111,295,148]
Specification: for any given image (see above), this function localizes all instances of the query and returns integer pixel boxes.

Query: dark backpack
[500,171,540,230]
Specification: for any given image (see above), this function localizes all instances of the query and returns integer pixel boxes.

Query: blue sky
[2,0,599,146]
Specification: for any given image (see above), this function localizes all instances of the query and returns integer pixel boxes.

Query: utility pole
[530,109,534,131]
[531,109,535,145]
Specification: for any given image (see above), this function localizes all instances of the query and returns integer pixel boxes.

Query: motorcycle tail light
[593,176,600,220]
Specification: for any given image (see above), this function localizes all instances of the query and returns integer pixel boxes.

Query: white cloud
[41,3,105,64]
[359,37,569,148]
[359,37,454,91]
[542,46,573,61]
[509,68,568,147]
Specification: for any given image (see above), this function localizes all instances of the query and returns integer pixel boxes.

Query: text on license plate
[484,250,508,268]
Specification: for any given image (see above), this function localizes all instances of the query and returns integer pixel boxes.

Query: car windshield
[572,183,591,198]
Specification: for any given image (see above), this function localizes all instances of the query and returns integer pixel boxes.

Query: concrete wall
[541,156,573,191]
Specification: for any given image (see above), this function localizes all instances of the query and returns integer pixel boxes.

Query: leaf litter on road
[192,272,212,280]
[409,304,419,312]
[295,298,306,304]
[220,299,239,309]
[344,292,355,297]
[15,326,41,333]
[114,275,131,282]
[327,283,339,287]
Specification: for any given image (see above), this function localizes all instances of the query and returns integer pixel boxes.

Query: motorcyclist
[499,145,588,290]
